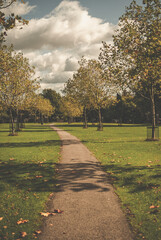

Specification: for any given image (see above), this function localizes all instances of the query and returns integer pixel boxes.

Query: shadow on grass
[0,160,110,193]
[82,140,145,144]
[0,160,58,192]
[0,140,61,148]
[0,139,82,148]
[55,124,148,128]
[102,163,161,194]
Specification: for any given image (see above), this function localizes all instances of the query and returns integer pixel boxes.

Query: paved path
[39,125,133,240]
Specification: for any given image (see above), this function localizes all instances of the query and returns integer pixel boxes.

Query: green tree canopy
[0,47,40,134]
[100,0,161,139]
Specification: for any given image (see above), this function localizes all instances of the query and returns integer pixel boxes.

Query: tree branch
[0,0,16,10]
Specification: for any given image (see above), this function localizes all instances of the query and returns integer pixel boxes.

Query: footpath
[39,125,133,240]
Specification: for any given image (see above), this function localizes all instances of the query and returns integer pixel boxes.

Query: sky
[3,0,142,92]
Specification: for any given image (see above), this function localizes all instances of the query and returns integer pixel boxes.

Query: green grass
[55,123,161,240]
[0,123,61,240]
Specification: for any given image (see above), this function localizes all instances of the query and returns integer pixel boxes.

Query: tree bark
[83,107,88,128]
[9,108,15,135]
[97,108,103,131]
[151,86,156,140]
[40,113,44,125]
[16,109,20,131]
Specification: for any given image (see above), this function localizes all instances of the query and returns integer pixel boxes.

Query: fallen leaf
[0,217,3,221]
[149,205,159,209]
[54,209,63,214]
[49,193,54,197]
[36,176,43,178]
[35,230,42,235]
[21,232,27,238]
[3,226,7,229]
[40,212,51,217]
[9,158,15,161]
[17,219,29,225]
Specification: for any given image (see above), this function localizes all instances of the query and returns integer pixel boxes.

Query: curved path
[39,125,133,240]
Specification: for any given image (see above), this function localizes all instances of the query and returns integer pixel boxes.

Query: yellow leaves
[21,232,27,238]
[17,219,29,225]
[40,209,63,217]
[0,47,40,112]
[149,205,159,209]
[40,212,53,217]
[35,175,43,178]
[34,230,42,235]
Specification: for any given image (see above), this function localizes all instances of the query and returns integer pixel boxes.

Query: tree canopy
[100,0,161,139]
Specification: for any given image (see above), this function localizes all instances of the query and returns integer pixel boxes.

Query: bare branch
[0,0,16,10]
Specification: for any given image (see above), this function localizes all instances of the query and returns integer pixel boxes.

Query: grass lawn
[0,123,61,240]
[55,123,161,240]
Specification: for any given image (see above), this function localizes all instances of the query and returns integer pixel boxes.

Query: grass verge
[55,123,161,240]
[0,123,61,240]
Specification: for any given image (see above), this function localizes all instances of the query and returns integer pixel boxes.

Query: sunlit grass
[55,122,161,240]
[0,123,61,240]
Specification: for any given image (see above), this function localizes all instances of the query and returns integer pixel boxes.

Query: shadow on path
[55,162,110,193]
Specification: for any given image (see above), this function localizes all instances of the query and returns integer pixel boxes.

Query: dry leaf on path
[40,212,51,217]
[54,209,63,213]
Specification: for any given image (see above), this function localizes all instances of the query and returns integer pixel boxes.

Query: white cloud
[5,0,117,92]
[2,1,36,16]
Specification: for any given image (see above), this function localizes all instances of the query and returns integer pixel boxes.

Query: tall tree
[100,0,161,139]
[60,96,83,123]
[0,47,39,134]
[31,95,54,125]
[64,58,114,130]
[64,57,91,128]
[84,59,112,130]
[42,89,62,121]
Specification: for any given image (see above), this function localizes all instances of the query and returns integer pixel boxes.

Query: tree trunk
[83,107,88,128]
[9,109,15,136]
[68,117,72,124]
[16,109,20,131]
[97,108,103,131]
[151,87,156,140]
[40,113,44,125]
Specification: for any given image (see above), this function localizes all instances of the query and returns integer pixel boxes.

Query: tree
[60,96,83,123]
[64,57,92,128]
[100,0,161,139]
[84,59,113,130]
[64,57,114,130]
[42,89,62,121]
[0,0,28,46]
[0,47,40,135]
[32,95,54,125]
